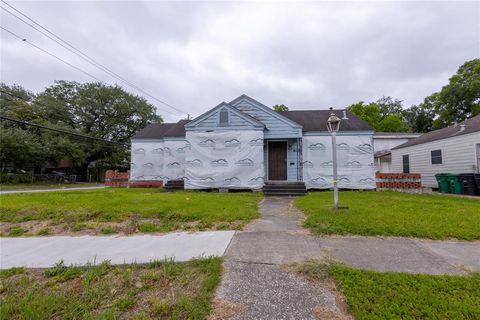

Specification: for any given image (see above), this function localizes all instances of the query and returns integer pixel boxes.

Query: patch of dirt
[0,219,246,237]
[283,260,354,320]
[314,305,353,320]
[208,298,247,320]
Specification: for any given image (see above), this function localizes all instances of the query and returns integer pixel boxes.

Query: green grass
[0,258,222,319]
[296,191,480,240]
[0,188,261,235]
[331,265,480,319]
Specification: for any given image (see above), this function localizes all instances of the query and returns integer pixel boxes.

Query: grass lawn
[0,188,261,236]
[295,191,480,240]
[0,182,101,191]
[0,257,222,319]
[296,261,480,320]
[332,265,480,319]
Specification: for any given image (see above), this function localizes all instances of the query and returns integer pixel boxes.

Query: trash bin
[459,173,479,196]
[435,174,450,193]
[474,174,480,195]
[447,174,462,194]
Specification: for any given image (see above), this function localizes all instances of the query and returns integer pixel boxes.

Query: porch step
[164,179,184,191]
[262,181,307,196]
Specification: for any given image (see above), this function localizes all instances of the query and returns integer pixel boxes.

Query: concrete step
[263,191,306,197]
[263,186,307,191]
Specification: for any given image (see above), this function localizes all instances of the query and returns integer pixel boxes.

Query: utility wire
[0,115,129,146]
[1,89,131,145]
[0,25,176,117]
[0,26,103,81]
[1,0,186,116]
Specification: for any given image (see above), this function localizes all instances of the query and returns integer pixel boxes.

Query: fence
[376,172,422,192]
[0,173,78,184]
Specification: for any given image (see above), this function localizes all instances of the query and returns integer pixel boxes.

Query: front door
[268,141,287,180]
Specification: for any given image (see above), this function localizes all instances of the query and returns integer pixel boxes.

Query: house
[391,114,480,188]
[130,95,375,190]
[373,132,421,173]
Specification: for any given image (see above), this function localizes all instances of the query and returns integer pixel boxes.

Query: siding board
[231,100,302,138]
[391,132,480,187]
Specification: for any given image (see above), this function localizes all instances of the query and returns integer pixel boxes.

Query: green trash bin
[435,174,450,193]
[447,174,462,194]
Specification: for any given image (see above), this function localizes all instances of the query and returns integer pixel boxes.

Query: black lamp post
[326,108,341,210]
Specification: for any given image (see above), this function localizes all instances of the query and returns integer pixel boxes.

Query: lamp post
[327,108,341,210]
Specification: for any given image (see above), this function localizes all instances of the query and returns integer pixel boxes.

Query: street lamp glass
[327,112,341,132]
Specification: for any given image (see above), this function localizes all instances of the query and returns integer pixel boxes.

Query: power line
[0,26,103,81]
[1,0,186,116]
[0,115,129,146]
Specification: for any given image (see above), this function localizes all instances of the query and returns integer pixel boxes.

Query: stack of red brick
[104,170,163,188]
[104,170,130,187]
[376,172,421,190]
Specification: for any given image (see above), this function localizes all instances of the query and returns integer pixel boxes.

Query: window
[219,109,229,126]
[431,149,442,165]
[402,154,410,173]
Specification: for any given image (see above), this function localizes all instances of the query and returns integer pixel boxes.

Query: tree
[402,103,436,133]
[273,104,289,112]
[346,97,411,132]
[0,81,162,175]
[424,59,480,128]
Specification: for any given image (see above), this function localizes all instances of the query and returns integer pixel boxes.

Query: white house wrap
[302,135,376,189]
[163,140,188,181]
[130,95,376,191]
[185,130,265,190]
[130,141,165,181]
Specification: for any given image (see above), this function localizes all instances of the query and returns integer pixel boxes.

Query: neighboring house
[373,132,421,173]
[391,114,480,188]
[130,94,375,190]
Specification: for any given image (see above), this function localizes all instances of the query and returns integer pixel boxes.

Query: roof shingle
[392,114,480,150]
[278,110,373,132]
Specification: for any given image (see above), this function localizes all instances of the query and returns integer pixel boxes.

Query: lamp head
[326,107,341,132]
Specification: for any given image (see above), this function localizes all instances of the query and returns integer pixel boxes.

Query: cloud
[1,1,478,122]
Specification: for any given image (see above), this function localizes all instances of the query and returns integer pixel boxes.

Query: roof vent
[342,110,349,120]
[459,124,466,132]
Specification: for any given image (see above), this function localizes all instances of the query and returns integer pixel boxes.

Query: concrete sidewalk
[0,231,235,269]
[0,185,106,194]
[214,197,480,319]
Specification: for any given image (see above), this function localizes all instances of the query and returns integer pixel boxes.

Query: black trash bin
[474,174,480,195]
[459,173,479,196]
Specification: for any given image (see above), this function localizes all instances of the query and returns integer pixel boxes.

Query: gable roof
[229,94,302,129]
[132,120,190,139]
[278,110,373,132]
[184,101,265,129]
[392,114,480,150]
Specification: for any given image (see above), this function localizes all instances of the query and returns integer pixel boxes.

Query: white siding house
[373,133,421,172]
[391,115,480,188]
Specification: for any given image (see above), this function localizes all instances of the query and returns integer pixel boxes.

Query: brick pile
[104,170,163,188]
[376,172,421,191]
[104,170,130,187]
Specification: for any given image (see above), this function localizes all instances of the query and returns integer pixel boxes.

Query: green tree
[402,103,436,133]
[346,97,411,132]
[273,104,289,112]
[0,81,162,175]
[425,59,480,128]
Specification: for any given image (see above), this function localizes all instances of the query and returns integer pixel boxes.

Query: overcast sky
[1,1,479,122]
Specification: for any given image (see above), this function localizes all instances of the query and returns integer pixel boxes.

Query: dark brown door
[268,141,287,180]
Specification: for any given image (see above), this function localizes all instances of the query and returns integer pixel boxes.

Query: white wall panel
[185,130,265,189]
[302,135,375,189]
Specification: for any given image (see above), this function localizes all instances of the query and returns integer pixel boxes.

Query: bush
[0,173,33,184]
